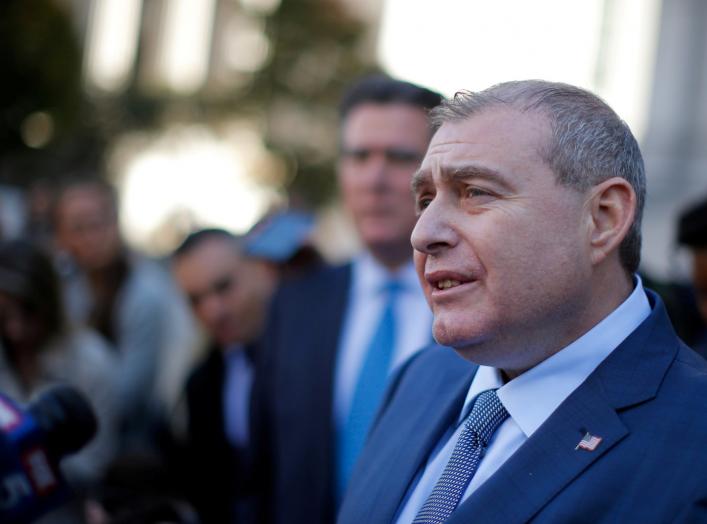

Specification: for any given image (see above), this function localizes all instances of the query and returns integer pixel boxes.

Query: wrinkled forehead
[412,107,553,191]
[341,102,433,144]
[429,104,552,153]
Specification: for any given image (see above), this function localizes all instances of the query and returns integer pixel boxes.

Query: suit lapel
[269,263,353,521]
[316,264,352,512]
[449,373,628,523]
[297,263,352,429]
[209,346,228,443]
[321,264,352,361]
[352,349,477,523]
[319,263,353,417]
[449,292,679,523]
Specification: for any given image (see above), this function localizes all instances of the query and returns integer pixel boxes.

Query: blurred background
[0,0,705,279]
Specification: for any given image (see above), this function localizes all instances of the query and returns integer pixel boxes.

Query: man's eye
[214,276,233,294]
[343,149,370,162]
[416,196,433,211]
[386,149,422,164]
[465,187,493,199]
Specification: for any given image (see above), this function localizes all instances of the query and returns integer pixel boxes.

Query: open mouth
[436,279,463,290]
[426,272,475,292]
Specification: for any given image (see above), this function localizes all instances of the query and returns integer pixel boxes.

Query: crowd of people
[0,74,706,523]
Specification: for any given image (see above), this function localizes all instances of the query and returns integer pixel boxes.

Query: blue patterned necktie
[413,389,509,524]
[336,279,401,500]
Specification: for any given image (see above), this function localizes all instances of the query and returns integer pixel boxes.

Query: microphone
[0,385,98,523]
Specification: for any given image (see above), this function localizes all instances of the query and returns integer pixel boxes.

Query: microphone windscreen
[28,385,98,459]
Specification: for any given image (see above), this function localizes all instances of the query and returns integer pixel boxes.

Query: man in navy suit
[338,80,707,523]
[171,229,279,523]
[253,75,442,523]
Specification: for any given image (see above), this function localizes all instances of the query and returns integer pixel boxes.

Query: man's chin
[215,333,240,348]
[433,331,471,350]
[433,322,488,351]
[360,230,401,246]
[360,232,414,260]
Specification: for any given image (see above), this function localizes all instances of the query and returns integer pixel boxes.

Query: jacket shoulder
[274,262,350,302]
[379,344,476,413]
[660,342,707,407]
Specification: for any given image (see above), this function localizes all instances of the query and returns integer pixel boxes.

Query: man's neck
[367,246,412,272]
[500,267,636,381]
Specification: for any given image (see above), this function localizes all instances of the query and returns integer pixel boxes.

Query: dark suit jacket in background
[252,264,351,524]
[339,290,707,523]
[183,344,258,524]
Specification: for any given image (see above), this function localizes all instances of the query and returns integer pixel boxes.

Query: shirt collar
[352,252,418,296]
[224,343,246,360]
[461,275,651,436]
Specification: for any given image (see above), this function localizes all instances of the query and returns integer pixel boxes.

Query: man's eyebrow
[411,165,506,194]
[446,165,503,182]
[411,168,430,194]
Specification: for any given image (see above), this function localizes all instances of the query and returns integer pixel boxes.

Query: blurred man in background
[253,74,442,523]
[677,196,707,355]
[171,228,278,524]
[53,176,198,455]
[171,213,318,524]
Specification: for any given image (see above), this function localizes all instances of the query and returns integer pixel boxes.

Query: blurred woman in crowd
[0,239,119,487]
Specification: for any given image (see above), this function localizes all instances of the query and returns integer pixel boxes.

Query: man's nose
[198,293,225,324]
[411,197,457,255]
[362,154,391,188]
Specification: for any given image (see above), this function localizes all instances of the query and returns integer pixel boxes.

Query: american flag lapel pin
[575,431,603,451]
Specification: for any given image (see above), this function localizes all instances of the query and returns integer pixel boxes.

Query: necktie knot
[464,389,509,447]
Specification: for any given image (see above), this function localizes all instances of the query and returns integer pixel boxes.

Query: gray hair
[430,80,646,275]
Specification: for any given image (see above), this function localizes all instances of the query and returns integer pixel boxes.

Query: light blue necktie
[413,389,509,524]
[337,279,401,500]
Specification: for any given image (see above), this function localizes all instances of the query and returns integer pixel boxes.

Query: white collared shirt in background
[334,253,433,432]
[223,344,254,448]
[396,276,651,523]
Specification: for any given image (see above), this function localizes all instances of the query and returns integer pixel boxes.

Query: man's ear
[586,177,636,266]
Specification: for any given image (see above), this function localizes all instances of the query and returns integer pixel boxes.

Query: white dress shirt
[333,253,433,431]
[223,344,254,448]
[396,277,651,523]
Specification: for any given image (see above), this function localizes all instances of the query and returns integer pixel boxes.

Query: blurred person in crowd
[171,228,278,524]
[171,214,318,524]
[0,184,26,240]
[52,176,198,455]
[677,196,707,355]
[24,177,58,250]
[0,239,118,489]
[252,74,442,523]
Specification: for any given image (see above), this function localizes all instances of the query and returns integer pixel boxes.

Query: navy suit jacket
[339,291,707,523]
[252,264,352,524]
[182,344,259,523]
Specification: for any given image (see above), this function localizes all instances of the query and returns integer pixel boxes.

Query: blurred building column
[641,0,707,277]
[84,0,143,93]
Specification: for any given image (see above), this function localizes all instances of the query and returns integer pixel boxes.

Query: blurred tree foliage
[241,0,377,207]
[0,0,99,186]
[0,0,377,207]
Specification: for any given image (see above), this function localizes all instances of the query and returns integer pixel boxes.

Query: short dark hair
[677,197,707,249]
[338,74,443,121]
[431,80,646,275]
[0,239,65,343]
[172,228,241,259]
